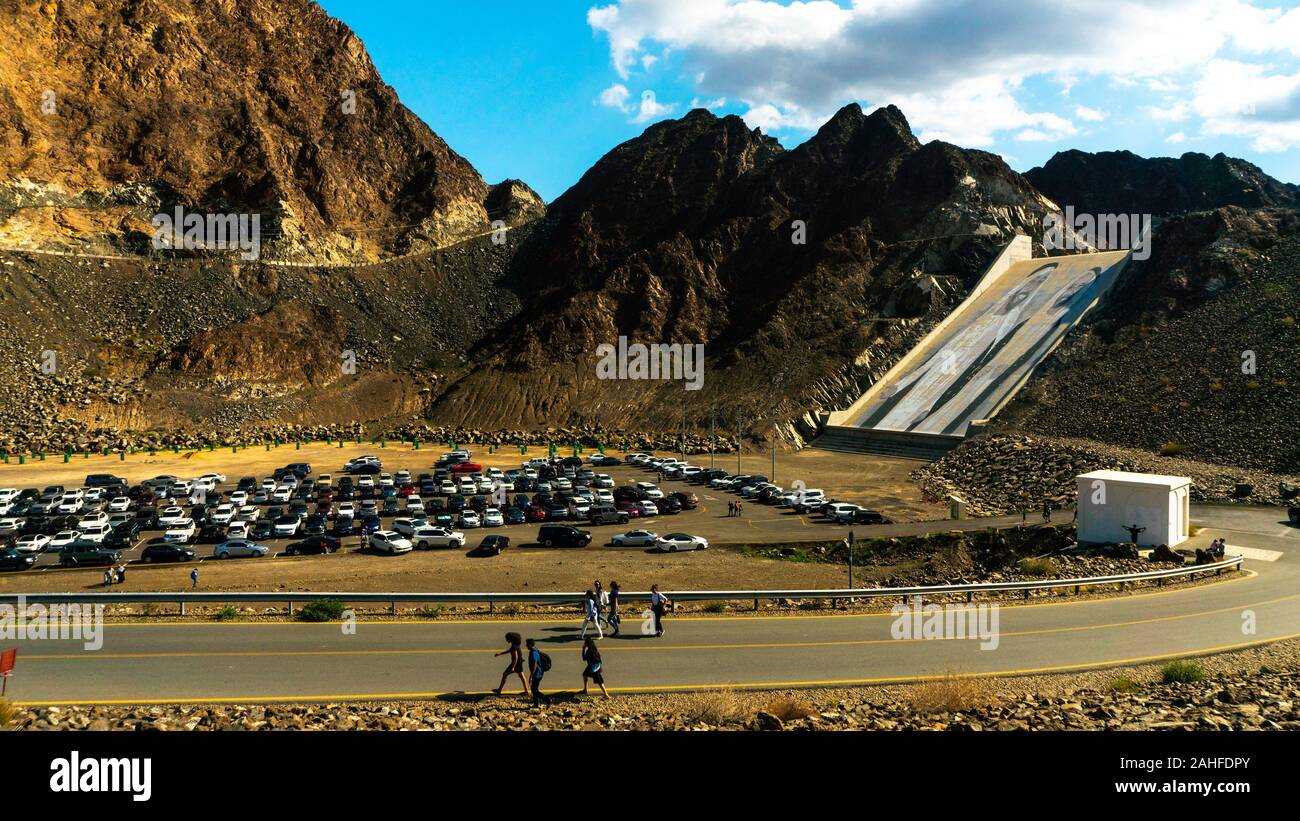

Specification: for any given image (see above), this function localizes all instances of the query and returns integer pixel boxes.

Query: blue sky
[320,0,1300,203]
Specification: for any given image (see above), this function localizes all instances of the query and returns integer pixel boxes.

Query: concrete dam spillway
[820,237,1131,460]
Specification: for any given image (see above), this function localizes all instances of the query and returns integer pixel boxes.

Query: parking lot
[0,441,949,590]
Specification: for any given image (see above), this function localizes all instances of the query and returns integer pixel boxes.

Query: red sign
[0,648,15,676]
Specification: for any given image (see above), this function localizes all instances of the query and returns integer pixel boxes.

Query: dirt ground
[0,441,941,519]
[0,441,947,595]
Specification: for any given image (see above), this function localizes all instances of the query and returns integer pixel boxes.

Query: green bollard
[63,452,70,463]
[120,451,125,461]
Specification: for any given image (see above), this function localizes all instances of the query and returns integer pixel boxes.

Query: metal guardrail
[0,556,1243,613]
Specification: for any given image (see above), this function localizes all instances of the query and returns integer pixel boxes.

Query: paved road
[4,505,1296,705]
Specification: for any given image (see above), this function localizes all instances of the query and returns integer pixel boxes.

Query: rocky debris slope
[1002,209,1300,473]
[1025,149,1300,217]
[0,0,516,262]
[12,665,1298,731]
[914,434,1298,517]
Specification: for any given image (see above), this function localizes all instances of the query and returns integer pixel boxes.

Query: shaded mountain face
[431,104,1058,428]
[1025,149,1300,217]
[0,0,500,262]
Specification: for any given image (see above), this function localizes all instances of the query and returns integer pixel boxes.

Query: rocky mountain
[1025,149,1300,217]
[0,0,521,263]
[428,104,1059,430]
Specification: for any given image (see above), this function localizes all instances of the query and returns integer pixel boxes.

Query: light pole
[709,403,716,469]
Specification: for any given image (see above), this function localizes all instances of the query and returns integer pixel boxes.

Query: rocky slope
[0,0,515,262]
[1025,149,1300,217]
[432,104,1059,429]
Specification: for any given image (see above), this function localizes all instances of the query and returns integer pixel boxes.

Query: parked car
[141,541,196,563]
[536,524,592,548]
[656,532,708,552]
[369,530,413,555]
[611,530,658,547]
[475,535,510,556]
[58,544,122,567]
[214,539,271,559]
[286,535,341,555]
[588,505,630,525]
[0,547,37,571]
[410,526,465,550]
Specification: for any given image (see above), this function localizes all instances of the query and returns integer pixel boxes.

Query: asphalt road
[4,505,1296,706]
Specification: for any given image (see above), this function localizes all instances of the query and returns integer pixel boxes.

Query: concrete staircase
[812,425,962,462]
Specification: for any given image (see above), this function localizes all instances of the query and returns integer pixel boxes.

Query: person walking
[103,569,112,588]
[190,567,199,589]
[594,581,610,630]
[581,637,608,697]
[608,580,621,636]
[492,631,529,695]
[116,563,127,585]
[1042,500,1052,522]
[727,500,734,517]
[526,638,550,707]
[650,584,670,637]
[580,590,603,639]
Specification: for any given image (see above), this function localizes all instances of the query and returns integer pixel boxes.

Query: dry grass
[764,696,814,722]
[910,673,995,713]
[681,689,748,725]
[0,698,16,729]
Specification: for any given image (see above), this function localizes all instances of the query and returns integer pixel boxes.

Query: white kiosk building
[1075,470,1191,547]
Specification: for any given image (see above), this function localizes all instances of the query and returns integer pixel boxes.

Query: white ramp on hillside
[844,250,1130,438]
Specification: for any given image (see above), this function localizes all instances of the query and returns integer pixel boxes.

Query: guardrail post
[1074,585,1080,595]
[288,601,294,616]
[179,600,185,616]
[1023,588,1030,600]
[1157,577,1164,587]
[489,600,494,614]
[391,600,397,615]
[966,591,973,603]
[753,597,759,611]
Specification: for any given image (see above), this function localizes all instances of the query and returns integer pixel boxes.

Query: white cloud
[1074,105,1107,122]
[1166,131,1187,143]
[587,0,1300,150]
[597,83,632,112]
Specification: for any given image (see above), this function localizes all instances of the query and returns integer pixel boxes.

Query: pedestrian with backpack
[580,590,603,639]
[595,580,610,630]
[492,631,529,696]
[581,637,608,697]
[526,638,551,707]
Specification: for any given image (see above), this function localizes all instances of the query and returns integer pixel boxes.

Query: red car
[617,502,643,519]
[525,505,549,523]
[672,491,699,509]
[449,463,483,475]
[397,483,416,497]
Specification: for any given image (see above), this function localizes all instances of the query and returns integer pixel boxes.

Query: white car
[611,530,658,547]
[214,539,269,559]
[83,487,105,502]
[15,534,51,554]
[253,490,270,504]
[336,502,356,520]
[0,488,19,504]
[210,504,235,524]
[157,506,188,527]
[554,477,572,492]
[636,482,665,499]
[260,478,277,492]
[593,474,614,488]
[379,473,394,488]
[439,480,456,495]
[77,511,110,529]
[108,512,134,529]
[78,523,111,544]
[56,496,84,514]
[391,517,426,537]
[107,496,131,512]
[567,500,592,518]
[271,486,292,503]
[595,489,615,504]
[164,519,197,543]
[196,472,227,485]
[656,532,708,552]
[405,496,425,513]
[394,470,412,484]
[237,505,260,522]
[637,501,659,517]
[409,526,465,550]
[826,502,859,522]
[50,530,82,550]
[369,530,412,555]
[482,508,504,527]
[226,520,250,539]
[229,490,248,506]
[457,479,476,495]
[273,515,302,538]
[458,511,482,529]
[356,476,375,491]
